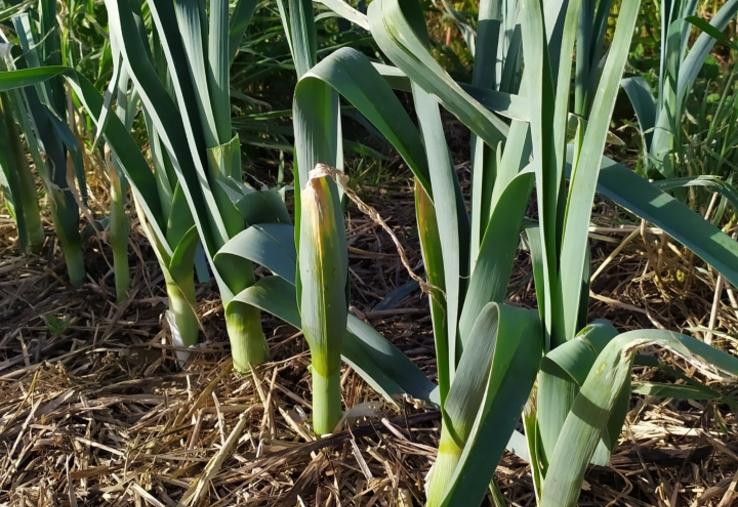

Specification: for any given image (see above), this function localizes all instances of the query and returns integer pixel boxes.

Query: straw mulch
[1,170,737,506]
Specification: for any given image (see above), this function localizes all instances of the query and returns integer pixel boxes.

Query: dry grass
[0,169,737,506]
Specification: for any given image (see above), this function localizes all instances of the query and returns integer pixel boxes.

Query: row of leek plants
[0,3,43,252]
[622,0,738,179]
[621,0,738,225]
[0,0,273,363]
[273,0,738,504]
[0,0,438,427]
[1,0,133,301]
[2,2,738,503]
[103,0,286,371]
[0,0,87,286]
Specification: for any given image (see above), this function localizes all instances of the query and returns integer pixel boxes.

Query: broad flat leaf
[277,0,317,78]
[208,0,232,140]
[294,47,428,192]
[632,381,721,401]
[412,85,467,396]
[457,170,534,348]
[174,0,220,146]
[229,0,258,62]
[538,321,626,467]
[520,0,557,343]
[558,0,641,341]
[368,0,509,149]
[414,182,450,401]
[653,175,738,212]
[168,225,200,283]
[541,329,738,507]
[621,76,656,152]
[541,321,619,385]
[427,303,542,506]
[216,223,297,282]
[315,0,369,29]
[596,156,738,288]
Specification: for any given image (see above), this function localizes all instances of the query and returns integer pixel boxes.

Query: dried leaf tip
[308,163,335,181]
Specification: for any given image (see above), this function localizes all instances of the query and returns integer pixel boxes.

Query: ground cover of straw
[1,165,737,506]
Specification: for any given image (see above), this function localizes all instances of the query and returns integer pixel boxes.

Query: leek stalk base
[50,194,84,287]
[311,366,342,435]
[165,277,199,363]
[425,424,463,506]
[226,304,268,372]
[61,239,85,287]
[110,171,129,302]
[16,161,44,252]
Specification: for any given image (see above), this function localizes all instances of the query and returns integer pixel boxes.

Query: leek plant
[622,0,738,178]
[80,33,204,343]
[106,153,129,302]
[205,0,436,432]
[87,65,204,354]
[102,62,133,303]
[288,0,738,503]
[1,2,87,286]
[282,0,349,434]
[102,51,201,339]
[298,165,348,434]
[202,0,439,416]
